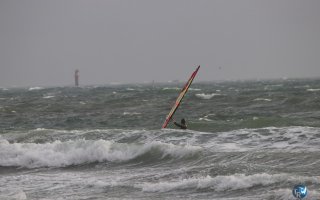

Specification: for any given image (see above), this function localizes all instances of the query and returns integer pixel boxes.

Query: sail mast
[162,66,200,128]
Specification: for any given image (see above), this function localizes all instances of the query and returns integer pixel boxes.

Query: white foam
[188,88,202,91]
[139,173,284,192]
[162,87,180,91]
[253,116,259,120]
[0,189,27,200]
[0,139,201,168]
[307,88,320,92]
[199,117,213,121]
[253,98,272,102]
[43,95,55,99]
[11,190,27,200]
[195,93,221,100]
[211,126,320,152]
[199,114,215,122]
[270,188,320,200]
[123,112,141,116]
[28,87,44,91]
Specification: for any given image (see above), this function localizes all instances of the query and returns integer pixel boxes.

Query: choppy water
[1,79,320,199]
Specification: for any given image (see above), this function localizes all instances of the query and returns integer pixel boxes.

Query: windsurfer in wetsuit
[173,118,187,129]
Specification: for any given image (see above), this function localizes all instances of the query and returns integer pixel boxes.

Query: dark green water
[0,79,320,199]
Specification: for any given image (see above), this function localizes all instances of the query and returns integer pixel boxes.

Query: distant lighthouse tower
[75,69,79,87]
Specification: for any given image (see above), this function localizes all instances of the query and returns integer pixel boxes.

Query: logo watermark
[292,184,307,199]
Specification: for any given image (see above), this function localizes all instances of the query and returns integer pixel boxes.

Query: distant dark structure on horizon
[75,70,79,87]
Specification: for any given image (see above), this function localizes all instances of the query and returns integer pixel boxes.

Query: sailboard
[162,65,200,128]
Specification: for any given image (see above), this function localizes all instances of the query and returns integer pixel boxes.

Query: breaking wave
[0,139,201,168]
[139,173,286,192]
[136,173,318,193]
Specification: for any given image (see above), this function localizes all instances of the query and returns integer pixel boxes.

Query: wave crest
[139,173,284,192]
[0,139,201,168]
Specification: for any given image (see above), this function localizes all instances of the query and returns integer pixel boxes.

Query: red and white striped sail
[162,66,200,128]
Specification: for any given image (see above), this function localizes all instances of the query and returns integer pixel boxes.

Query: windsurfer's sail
[162,65,200,128]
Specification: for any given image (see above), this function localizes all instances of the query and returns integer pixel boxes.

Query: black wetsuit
[174,121,187,129]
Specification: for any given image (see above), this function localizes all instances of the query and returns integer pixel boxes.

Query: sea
[0,79,320,200]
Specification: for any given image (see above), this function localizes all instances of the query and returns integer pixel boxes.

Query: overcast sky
[1,0,320,87]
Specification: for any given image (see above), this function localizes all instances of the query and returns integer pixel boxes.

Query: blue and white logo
[292,184,307,199]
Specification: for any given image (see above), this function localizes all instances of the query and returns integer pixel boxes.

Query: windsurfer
[161,66,200,128]
[173,118,187,129]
